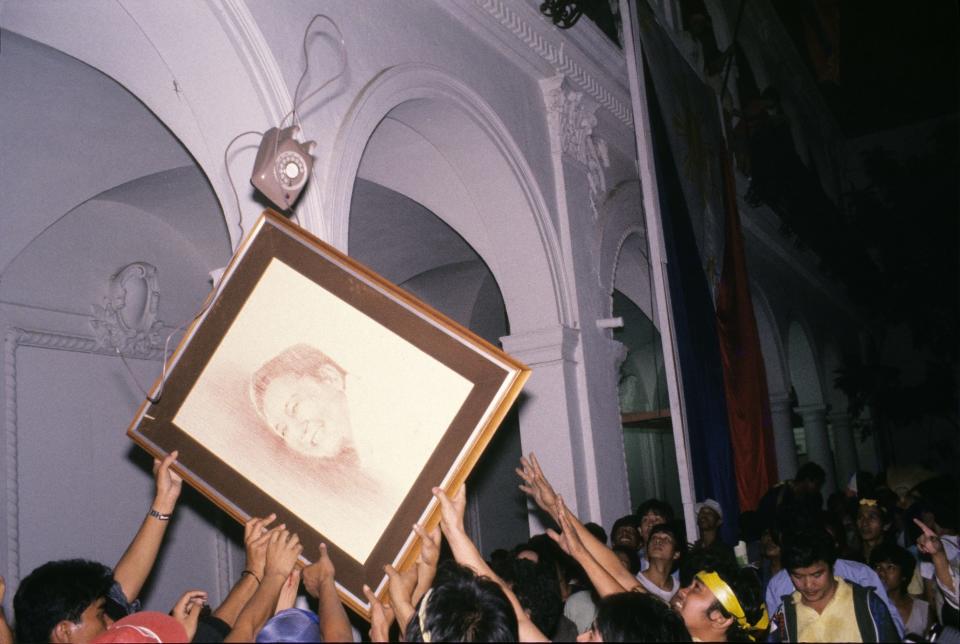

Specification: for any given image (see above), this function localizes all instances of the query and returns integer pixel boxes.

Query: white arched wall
[328,62,596,532]
[788,320,837,492]
[752,284,797,479]
[326,63,572,332]
[1,1,322,250]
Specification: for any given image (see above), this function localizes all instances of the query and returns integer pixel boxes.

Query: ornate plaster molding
[472,0,633,128]
[90,263,165,355]
[4,327,164,586]
[543,75,610,213]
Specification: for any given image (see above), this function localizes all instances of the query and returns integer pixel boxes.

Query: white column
[798,404,837,494]
[769,394,798,480]
[829,411,859,489]
[501,325,584,535]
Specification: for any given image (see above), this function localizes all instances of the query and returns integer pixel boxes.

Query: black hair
[14,559,114,644]
[795,462,826,485]
[782,528,838,572]
[611,515,638,535]
[584,522,608,545]
[594,592,690,642]
[680,545,737,587]
[636,498,675,522]
[405,561,518,642]
[869,543,916,592]
[612,545,641,575]
[495,558,562,636]
[706,567,768,643]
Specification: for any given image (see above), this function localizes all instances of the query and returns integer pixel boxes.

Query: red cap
[92,611,188,643]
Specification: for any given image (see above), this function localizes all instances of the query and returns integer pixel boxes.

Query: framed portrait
[127,210,529,617]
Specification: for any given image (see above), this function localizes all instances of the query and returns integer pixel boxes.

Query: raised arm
[301,543,353,643]
[915,518,959,608]
[225,529,302,642]
[0,576,13,644]
[518,454,640,591]
[548,496,636,597]
[213,514,279,626]
[434,486,550,643]
[113,451,183,602]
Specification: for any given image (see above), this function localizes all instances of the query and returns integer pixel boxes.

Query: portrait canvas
[127,210,529,616]
[173,258,473,561]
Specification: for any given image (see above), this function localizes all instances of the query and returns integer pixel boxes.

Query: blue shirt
[765,558,905,638]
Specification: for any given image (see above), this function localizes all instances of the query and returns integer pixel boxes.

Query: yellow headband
[859,498,878,507]
[696,571,770,638]
[417,587,433,642]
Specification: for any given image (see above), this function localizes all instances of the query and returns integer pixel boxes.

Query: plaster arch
[326,63,572,333]
[787,319,825,408]
[1,1,323,250]
[751,283,789,397]
[596,181,655,324]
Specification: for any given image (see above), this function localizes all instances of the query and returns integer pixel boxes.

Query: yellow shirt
[793,577,862,643]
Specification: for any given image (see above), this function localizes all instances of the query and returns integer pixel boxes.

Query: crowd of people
[0,450,956,642]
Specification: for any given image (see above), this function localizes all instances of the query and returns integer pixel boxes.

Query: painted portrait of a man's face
[251,344,353,459]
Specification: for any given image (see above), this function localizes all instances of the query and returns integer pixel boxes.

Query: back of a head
[795,462,826,486]
[405,562,518,642]
[782,528,838,572]
[496,558,562,636]
[636,498,675,522]
[711,567,769,643]
[595,592,690,642]
[14,559,113,644]
[256,608,321,643]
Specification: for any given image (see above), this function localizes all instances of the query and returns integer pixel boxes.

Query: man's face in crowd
[612,525,640,550]
[788,561,837,607]
[856,505,886,542]
[639,511,667,544]
[53,597,110,644]
[647,530,679,562]
[760,529,781,560]
[873,561,904,594]
[697,507,721,532]
[671,577,721,633]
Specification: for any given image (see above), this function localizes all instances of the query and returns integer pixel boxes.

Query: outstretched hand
[517,454,559,518]
[363,584,396,643]
[302,543,336,598]
[275,567,301,614]
[385,564,418,631]
[244,514,279,578]
[152,450,183,514]
[263,529,303,581]
[914,518,945,556]
[413,523,441,602]
[171,589,208,642]
[546,496,587,559]
[433,485,467,537]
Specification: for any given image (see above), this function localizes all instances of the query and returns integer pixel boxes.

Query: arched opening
[0,31,233,604]
[787,320,836,491]
[608,229,682,515]
[344,91,558,553]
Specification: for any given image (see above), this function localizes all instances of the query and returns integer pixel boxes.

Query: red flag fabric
[715,152,779,510]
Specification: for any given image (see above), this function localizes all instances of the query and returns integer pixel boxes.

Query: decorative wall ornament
[4,326,164,587]
[474,0,633,127]
[543,75,610,213]
[91,263,165,355]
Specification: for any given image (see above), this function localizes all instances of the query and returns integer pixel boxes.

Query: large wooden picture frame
[127,210,529,617]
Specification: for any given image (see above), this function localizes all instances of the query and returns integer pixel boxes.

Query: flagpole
[619,0,698,542]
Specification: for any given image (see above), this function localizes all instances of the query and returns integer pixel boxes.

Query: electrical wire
[224,130,264,243]
[279,14,347,131]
